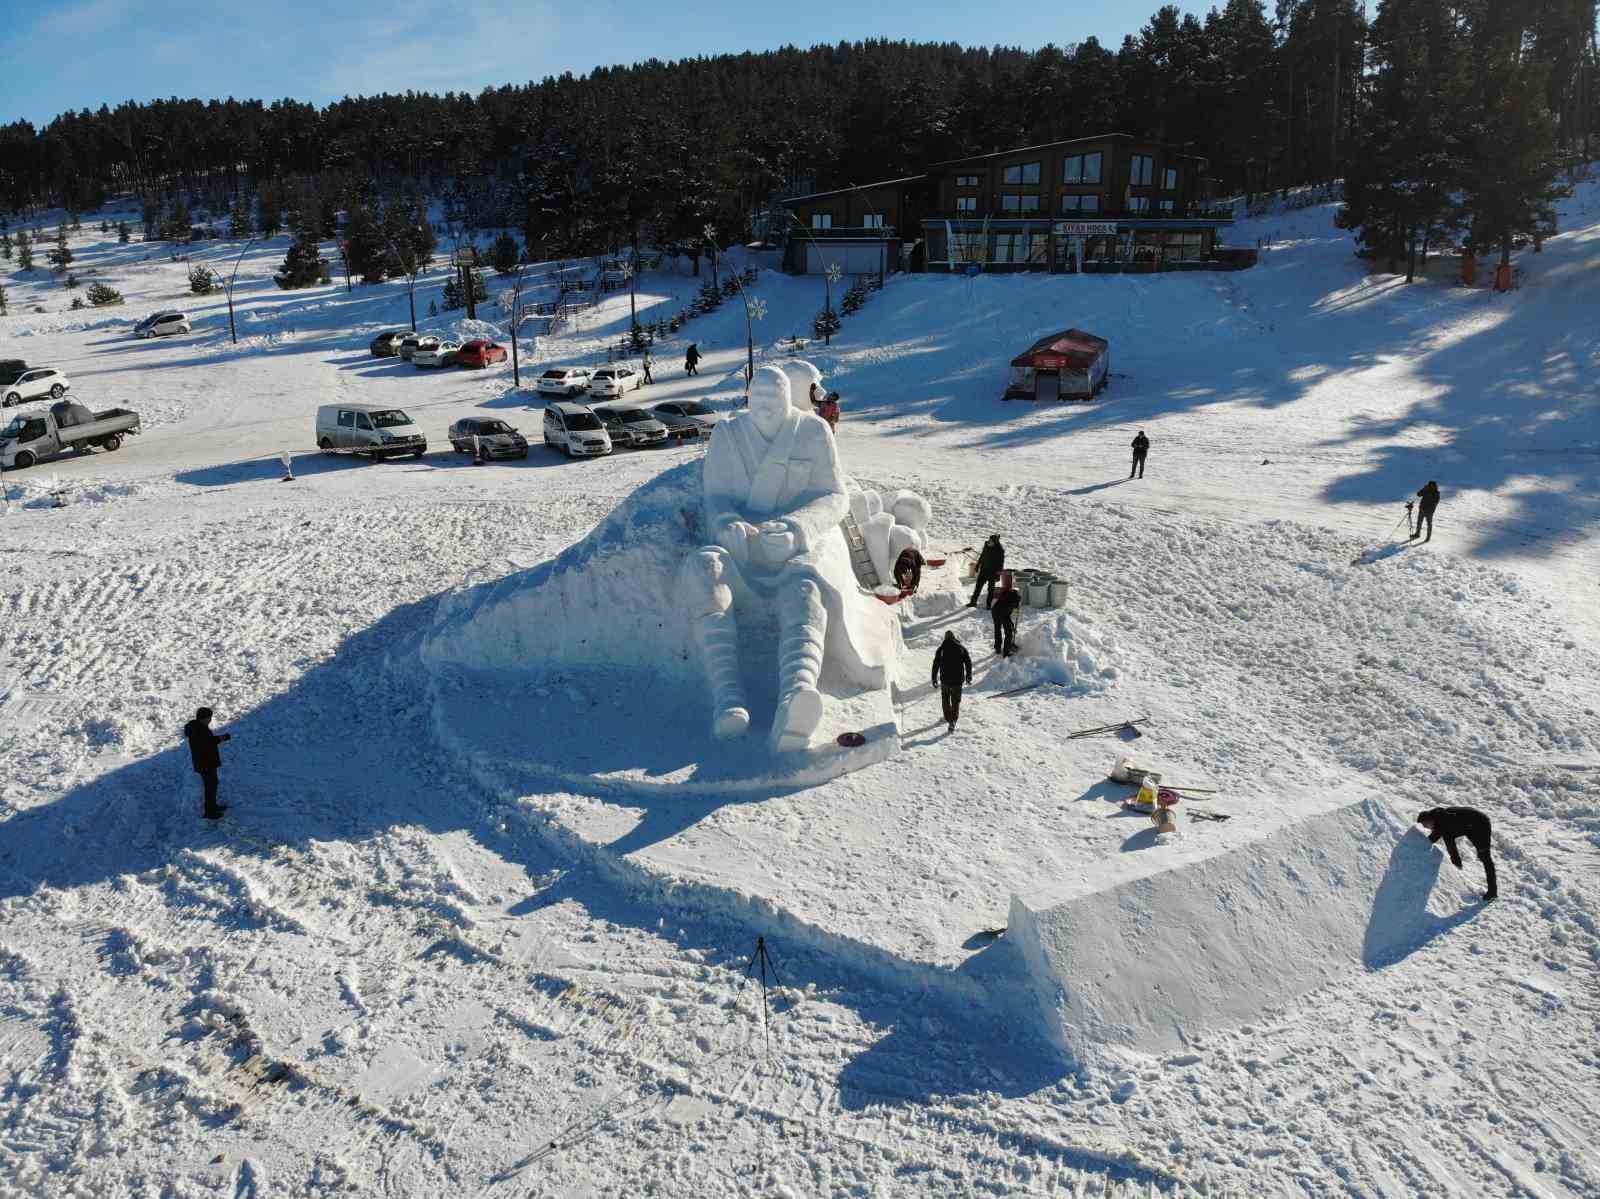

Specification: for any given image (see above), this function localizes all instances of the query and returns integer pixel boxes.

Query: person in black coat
[1130,430,1150,479]
[893,546,925,593]
[967,534,1005,609]
[684,343,701,376]
[992,583,1021,657]
[1411,480,1440,542]
[1417,807,1497,900]
[183,706,232,820]
[931,631,973,733]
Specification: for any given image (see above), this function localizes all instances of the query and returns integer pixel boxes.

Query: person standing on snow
[685,343,701,377]
[931,630,973,733]
[991,580,1021,658]
[1412,480,1440,542]
[183,706,233,820]
[1417,807,1497,900]
[967,534,1005,609]
[1130,430,1150,479]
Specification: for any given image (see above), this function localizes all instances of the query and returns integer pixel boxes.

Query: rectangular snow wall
[1006,791,1438,1061]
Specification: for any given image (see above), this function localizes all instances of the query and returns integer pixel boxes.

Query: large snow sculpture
[678,364,893,751]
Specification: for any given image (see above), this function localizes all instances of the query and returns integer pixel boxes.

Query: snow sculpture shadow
[1361,827,1479,967]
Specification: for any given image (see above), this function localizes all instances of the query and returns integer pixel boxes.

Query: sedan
[398,333,435,361]
[651,399,721,437]
[587,366,642,398]
[370,330,410,357]
[592,404,669,448]
[414,340,461,368]
[458,340,509,369]
[535,367,592,396]
[448,417,529,459]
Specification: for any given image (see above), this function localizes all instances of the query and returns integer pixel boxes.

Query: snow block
[1006,792,1444,1060]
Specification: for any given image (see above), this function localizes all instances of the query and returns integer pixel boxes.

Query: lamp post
[224,237,256,345]
[703,226,766,395]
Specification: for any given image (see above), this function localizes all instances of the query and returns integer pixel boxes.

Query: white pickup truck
[0,401,141,470]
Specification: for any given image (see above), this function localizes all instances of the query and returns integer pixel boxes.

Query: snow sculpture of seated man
[678,364,892,751]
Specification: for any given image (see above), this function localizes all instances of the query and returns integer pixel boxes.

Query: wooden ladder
[839,511,882,588]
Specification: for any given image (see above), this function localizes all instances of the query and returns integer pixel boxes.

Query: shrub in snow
[813,306,840,341]
[116,221,131,244]
[491,232,520,274]
[189,264,218,295]
[86,282,123,306]
[274,236,326,289]
[71,295,85,310]
[0,283,7,315]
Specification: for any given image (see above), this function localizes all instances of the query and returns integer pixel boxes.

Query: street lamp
[224,237,257,345]
[704,229,766,395]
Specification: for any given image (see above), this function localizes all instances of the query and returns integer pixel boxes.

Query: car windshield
[680,402,714,416]
[594,371,615,379]
[542,370,566,379]
[484,421,514,435]
[0,416,27,440]
[368,410,413,429]
[619,409,655,423]
[565,412,601,431]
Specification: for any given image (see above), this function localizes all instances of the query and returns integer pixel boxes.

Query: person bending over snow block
[1417,806,1497,900]
[1412,480,1440,542]
[893,546,924,593]
[968,534,1005,609]
[991,583,1021,657]
[183,706,232,820]
[931,631,973,734]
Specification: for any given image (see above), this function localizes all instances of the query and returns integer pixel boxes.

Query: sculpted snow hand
[677,364,891,752]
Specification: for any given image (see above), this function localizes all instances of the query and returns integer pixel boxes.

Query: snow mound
[987,609,1122,693]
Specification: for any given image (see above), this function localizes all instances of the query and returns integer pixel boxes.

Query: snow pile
[989,609,1122,693]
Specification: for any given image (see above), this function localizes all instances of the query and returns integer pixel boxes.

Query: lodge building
[778,134,1246,275]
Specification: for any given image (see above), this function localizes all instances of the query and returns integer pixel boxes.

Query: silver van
[315,403,427,460]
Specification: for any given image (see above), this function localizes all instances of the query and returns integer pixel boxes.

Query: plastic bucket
[1047,580,1069,608]
[1027,579,1051,606]
[1013,570,1034,604]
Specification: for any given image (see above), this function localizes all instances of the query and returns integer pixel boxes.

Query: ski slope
[1,182,1597,1197]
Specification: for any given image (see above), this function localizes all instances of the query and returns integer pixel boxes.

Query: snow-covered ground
[2,182,1597,1197]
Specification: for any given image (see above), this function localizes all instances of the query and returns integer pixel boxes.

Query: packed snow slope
[0,182,1597,1196]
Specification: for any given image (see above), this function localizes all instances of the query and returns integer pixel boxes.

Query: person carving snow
[679,364,891,751]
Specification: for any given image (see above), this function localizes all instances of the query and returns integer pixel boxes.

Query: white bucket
[1027,579,1051,607]
[1047,580,1069,607]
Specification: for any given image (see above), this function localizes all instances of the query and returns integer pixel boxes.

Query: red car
[457,340,509,368]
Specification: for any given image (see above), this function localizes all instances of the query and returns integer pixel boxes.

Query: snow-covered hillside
[1,181,1597,1197]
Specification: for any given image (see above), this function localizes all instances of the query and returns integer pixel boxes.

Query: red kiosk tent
[1003,328,1111,401]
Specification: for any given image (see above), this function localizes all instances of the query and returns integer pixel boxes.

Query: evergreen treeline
[0,3,1592,264]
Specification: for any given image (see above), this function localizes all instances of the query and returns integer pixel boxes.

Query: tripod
[1386,500,1415,541]
[744,936,783,1057]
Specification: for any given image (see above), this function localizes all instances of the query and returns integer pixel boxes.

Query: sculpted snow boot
[771,579,826,752]
[693,607,750,739]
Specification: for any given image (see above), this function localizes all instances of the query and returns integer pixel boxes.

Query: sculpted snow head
[749,365,792,437]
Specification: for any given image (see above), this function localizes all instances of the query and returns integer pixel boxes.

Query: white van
[134,310,191,338]
[315,403,427,460]
[542,402,612,457]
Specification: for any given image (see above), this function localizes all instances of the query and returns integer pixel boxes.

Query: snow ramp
[1006,791,1458,1060]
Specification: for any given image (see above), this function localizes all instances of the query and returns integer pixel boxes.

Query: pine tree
[491,232,520,274]
[0,283,7,316]
[86,282,124,306]
[0,232,10,260]
[813,305,841,342]
[274,216,327,289]
[141,196,160,240]
[441,273,464,310]
[344,201,388,282]
[469,267,488,304]
[162,198,193,241]
[48,224,73,269]
[257,187,283,237]
[117,221,131,244]
[189,264,218,294]
[229,194,252,239]
[71,295,85,310]
[16,230,32,270]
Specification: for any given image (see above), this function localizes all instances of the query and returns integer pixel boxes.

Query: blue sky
[0,1,1210,130]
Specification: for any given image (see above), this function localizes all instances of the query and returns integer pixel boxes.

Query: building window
[1163,166,1179,191]
[1063,152,1103,184]
[999,193,1041,213]
[863,213,884,228]
[1019,194,1041,212]
[811,213,833,229]
[956,196,977,213]
[1165,231,1206,260]
[1159,199,1176,213]
[1059,194,1101,214]
[1131,155,1154,186]
[956,174,978,187]
[1002,161,1041,185]
[1126,196,1151,214]
[994,232,1046,264]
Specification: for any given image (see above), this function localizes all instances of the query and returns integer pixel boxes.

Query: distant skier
[931,630,973,733]
[685,343,701,377]
[183,706,232,820]
[1416,807,1497,901]
[893,545,925,593]
[992,581,1021,657]
[1130,430,1150,479]
[1411,480,1440,542]
[967,534,1005,609]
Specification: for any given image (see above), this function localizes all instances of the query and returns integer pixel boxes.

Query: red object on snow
[458,340,509,368]
[1004,328,1111,400]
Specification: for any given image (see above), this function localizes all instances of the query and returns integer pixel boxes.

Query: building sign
[1054,221,1118,236]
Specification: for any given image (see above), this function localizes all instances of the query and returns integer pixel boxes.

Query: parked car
[133,310,190,338]
[448,417,528,459]
[315,403,427,460]
[414,339,461,368]
[458,340,509,369]
[0,401,140,469]
[587,366,643,398]
[542,402,612,457]
[369,330,410,357]
[398,333,436,362]
[592,404,669,448]
[651,399,721,437]
[2,367,71,408]
[536,367,592,396]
